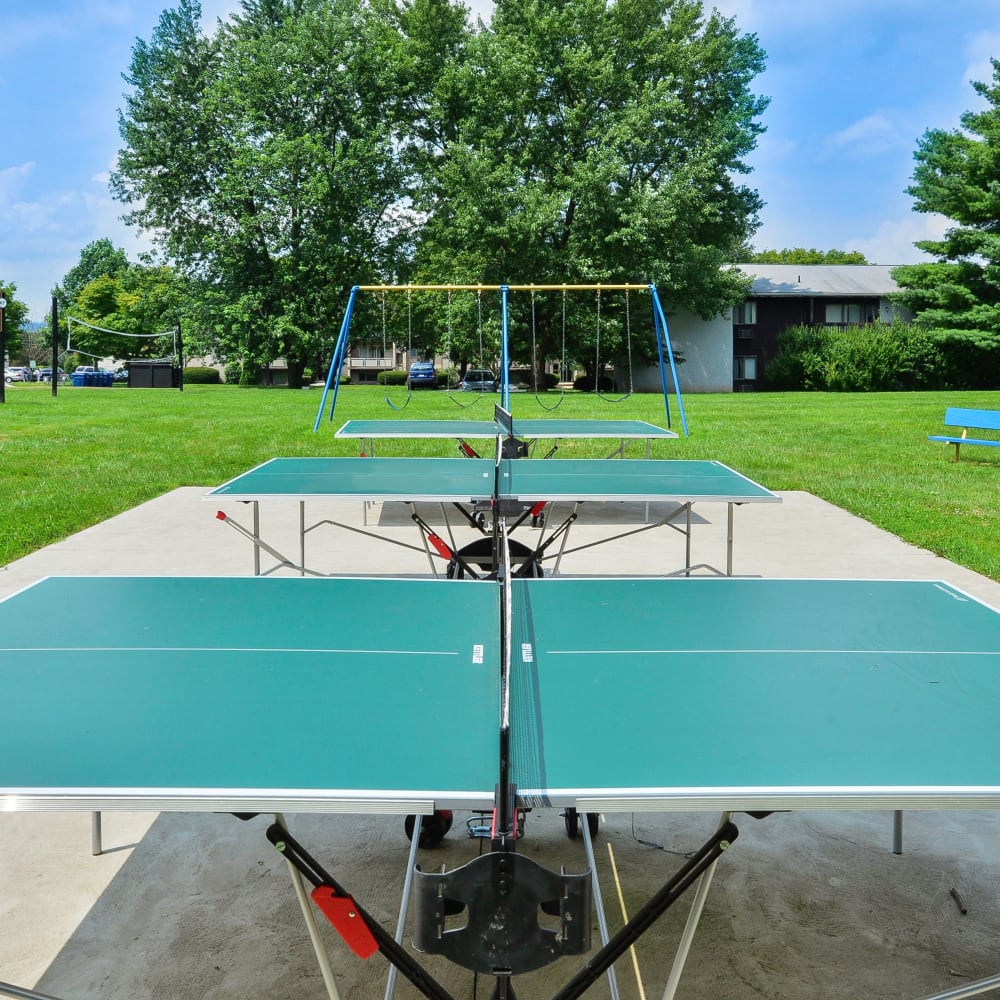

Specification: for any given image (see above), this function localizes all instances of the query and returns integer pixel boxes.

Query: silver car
[459,369,496,391]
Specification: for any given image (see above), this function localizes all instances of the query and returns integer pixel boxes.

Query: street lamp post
[0,290,7,405]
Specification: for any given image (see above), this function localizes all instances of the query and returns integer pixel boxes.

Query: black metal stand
[550,819,740,1000]
[265,821,454,1000]
[264,816,739,1000]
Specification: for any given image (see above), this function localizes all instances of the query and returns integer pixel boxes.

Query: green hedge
[764,322,947,391]
[378,370,409,386]
[183,366,222,384]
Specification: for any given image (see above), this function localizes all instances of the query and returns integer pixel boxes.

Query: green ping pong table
[335,418,678,458]
[2,575,1000,1000]
[208,456,779,578]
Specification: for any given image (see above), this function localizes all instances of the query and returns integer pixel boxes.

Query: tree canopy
[110,0,768,384]
[54,238,131,307]
[744,248,869,265]
[0,281,29,340]
[892,58,1000,386]
[49,240,185,364]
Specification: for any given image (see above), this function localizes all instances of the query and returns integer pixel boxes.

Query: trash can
[71,373,85,387]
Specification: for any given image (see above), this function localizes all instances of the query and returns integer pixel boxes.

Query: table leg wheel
[562,808,599,839]
[405,810,452,848]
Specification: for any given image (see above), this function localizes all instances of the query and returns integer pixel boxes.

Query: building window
[733,300,757,325]
[825,303,862,325]
[734,356,757,380]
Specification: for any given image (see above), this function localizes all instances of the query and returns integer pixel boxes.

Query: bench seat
[928,407,1000,460]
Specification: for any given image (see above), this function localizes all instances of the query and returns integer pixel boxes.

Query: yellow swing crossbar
[354,283,654,293]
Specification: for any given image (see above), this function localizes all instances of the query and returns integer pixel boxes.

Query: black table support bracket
[413,850,592,975]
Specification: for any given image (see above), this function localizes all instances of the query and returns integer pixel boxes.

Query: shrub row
[764,322,966,391]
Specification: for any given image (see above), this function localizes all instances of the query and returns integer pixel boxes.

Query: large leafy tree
[893,58,1000,387]
[112,0,408,386]
[66,265,186,363]
[111,0,767,385]
[408,0,768,379]
[54,239,130,307]
[52,241,184,363]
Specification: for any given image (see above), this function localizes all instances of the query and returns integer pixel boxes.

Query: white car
[4,367,27,382]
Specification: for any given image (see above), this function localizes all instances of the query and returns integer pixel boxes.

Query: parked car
[36,367,67,383]
[407,361,437,388]
[459,369,496,392]
[75,365,96,374]
[4,367,27,382]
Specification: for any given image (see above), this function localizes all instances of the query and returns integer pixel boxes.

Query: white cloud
[1,13,73,55]
[846,213,950,266]
[755,133,797,162]
[199,1,242,28]
[0,162,35,196]
[711,0,938,35]
[823,114,909,160]
[0,172,155,319]
[461,0,494,21]
[962,30,1000,94]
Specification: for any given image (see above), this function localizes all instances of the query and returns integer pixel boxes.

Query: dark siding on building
[732,296,882,391]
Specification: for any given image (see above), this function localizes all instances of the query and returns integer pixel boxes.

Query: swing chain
[531,290,565,411]
[384,289,413,410]
[594,287,633,402]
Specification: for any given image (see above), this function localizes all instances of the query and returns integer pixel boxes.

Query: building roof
[734,264,900,297]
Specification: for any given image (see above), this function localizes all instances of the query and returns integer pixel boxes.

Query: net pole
[50,297,59,398]
[499,285,510,411]
[176,324,184,392]
[496,512,513,844]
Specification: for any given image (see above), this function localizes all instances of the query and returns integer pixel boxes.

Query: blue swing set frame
[313,283,688,435]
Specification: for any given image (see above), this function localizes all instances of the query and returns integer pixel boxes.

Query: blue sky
[2,1,998,321]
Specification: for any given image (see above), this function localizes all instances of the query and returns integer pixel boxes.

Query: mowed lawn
[0,382,997,581]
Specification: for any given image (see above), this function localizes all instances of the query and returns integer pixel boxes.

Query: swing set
[314,283,687,435]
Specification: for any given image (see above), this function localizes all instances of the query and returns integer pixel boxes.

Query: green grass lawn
[1,381,997,581]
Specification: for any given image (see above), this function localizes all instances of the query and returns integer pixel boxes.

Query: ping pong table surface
[207,456,780,577]
[335,418,679,440]
[207,456,776,504]
[4,574,1000,815]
